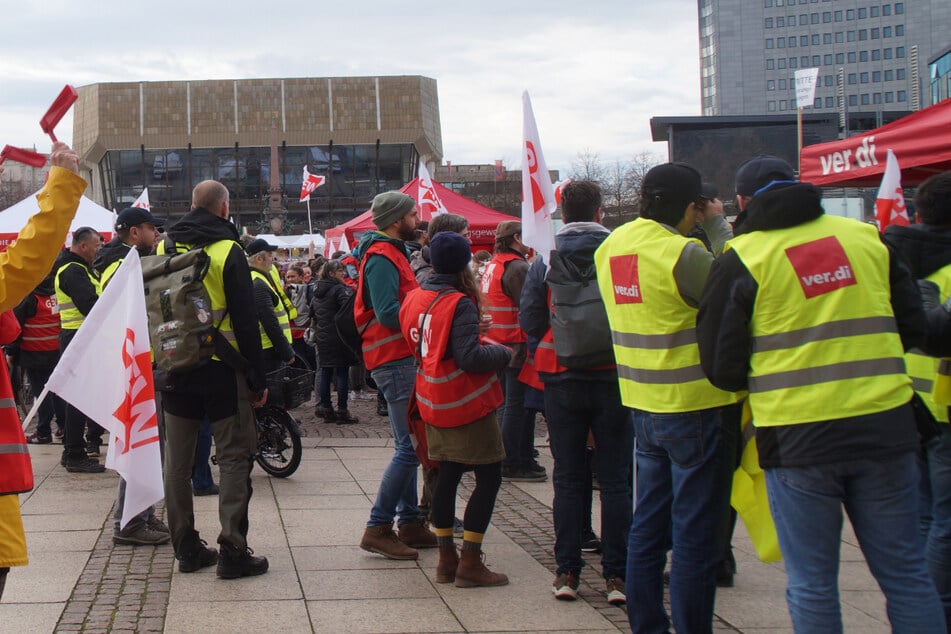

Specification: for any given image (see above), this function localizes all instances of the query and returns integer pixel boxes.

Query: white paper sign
[795,68,820,109]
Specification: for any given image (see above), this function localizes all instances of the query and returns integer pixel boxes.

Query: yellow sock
[433,527,454,538]
[463,530,484,544]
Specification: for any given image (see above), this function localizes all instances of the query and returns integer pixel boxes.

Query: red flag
[494,160,504,181]
[0,145,46,168]
[875,149,909,231]
[300,166,326,202]
[40,85,78,143]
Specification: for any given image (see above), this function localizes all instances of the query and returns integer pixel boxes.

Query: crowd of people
[4,141,951,634]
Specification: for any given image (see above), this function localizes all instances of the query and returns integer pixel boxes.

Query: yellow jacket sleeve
[0,166,87,312]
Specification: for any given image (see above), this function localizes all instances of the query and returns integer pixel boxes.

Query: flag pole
[306,198,314,259]
[21,385,50,431]
[797,106,803,175]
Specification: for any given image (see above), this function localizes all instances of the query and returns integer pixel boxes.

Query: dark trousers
[319,366,350,410]
[500,366,536,468]
[25,364,65,438]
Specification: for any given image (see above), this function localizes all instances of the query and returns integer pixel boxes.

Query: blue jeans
[627,403,739,634]
[545,380,632,580]
[191,419,214,491]
[367,364,420,527]
[920,430,951,625]
[500,366,536,468]
[319,366,350,410]
[766,452,945,634]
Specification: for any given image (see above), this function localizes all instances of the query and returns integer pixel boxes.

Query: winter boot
[216,542,269,579]
[335,409,360,425]
[315,405,335,422]
[435,533,458,584]
[454,540,508,588]
[360,524,418,560]
[398,519,437,548]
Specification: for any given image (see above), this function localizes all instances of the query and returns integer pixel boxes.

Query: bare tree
[569,149,606,183]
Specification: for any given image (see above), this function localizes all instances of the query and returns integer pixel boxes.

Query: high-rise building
[699,0,951,128]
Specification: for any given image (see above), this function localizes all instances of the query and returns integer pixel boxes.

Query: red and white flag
[875,149,909,231]
[418,162,448,220]
[131,188,150,211]
[300,166,326,202]
[338,232,350,254]
[553,178,572,207]
[45,250,163,528]
[325,238,336,258]
[521,91,556,262]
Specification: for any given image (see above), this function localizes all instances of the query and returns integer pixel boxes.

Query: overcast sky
[0,0,700,175]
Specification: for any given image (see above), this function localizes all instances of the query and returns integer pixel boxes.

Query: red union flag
[875,149,909,231]
[418,162,448,219]
[131,188,150,211]
[44,250,163,528]
[785,235,858,299]
[300,166,326,202]
[609,254,643,304]
[521,91,556,262]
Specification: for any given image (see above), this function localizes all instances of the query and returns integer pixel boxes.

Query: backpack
[141,243,223,373]
[544,250,615,369]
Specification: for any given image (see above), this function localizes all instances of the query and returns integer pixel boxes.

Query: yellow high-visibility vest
[251,268,292,350]
[906,265,951,422]
[54,261,101,331]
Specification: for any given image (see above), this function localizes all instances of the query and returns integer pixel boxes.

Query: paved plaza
[1,399,897,633]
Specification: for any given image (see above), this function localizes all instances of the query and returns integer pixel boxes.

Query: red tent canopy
[324,178,515,251]
[800,99,951,188]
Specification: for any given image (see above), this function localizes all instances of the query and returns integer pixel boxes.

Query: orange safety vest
[399,288,503,428]
[355,240,419,370]
[0,310,32,494]
[518,352,545,391]
[21,293,60,353]
[480,252,526,344]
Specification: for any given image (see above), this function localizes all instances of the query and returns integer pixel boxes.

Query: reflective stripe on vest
[595,217,739,413]
[479,252,527,343]
[728,215,911,426]
[354,238,418,370]
[251,269,293,350]
[935,359,951,407]
[398,288,503,427]
[21,293,60,352]
[55,260,101,331]
[158,239,242,360]
[906,264,951,422]
[0,356,33,494]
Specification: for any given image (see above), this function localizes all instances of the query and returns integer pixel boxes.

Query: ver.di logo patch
[609,254,643,304]
[785,235,858,299]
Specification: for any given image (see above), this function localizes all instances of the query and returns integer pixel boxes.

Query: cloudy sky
[0,0,701,175]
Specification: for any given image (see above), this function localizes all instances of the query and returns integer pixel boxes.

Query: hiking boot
[147,517,170,534]
[315,406,335,422]
[216,543,269,579]
[435,542,459,584]
[85,440,101,457]
[360,524,418,560]
[501,465,547,482]
[716,557,736,588]
[526,460,548,478]
[553,571,580,600]
[63,456,105,473]
[335,409,359,425]
[178,540,218,573]
[193,484,220,496]
[454,543,508,588]
[113,526,171,546]
[398,520,437,548]
[26,434,52,445]
[606,577,626,606]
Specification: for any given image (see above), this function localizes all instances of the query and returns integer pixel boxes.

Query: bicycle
[254,364,313,478]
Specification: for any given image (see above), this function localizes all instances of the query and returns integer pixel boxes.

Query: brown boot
[454,542,508,588]
[360,525,418,560]
[398,520,437,548]
[435,541,459,583]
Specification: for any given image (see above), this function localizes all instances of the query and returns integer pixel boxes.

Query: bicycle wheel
[254,406,302,478]
[13,365,33,420]
[293,351,312,372]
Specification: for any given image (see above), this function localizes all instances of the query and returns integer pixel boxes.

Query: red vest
[399,288,503,428]
[480,252,526,344]
[518,353,545,391]
[355,239,419,370]
[22,293,60,352]
[0,311,32,494]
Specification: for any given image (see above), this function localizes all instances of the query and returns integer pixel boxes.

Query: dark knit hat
[735,155,796,197]
[371,191,415,230]
[430,232,472,275]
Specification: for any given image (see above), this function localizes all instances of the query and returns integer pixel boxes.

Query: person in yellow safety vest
[595,162,740,634]
[267,260,298,323]
[245,238,295,401]
[0,143,87,600]
[884,170,951,628]
[697,174,945,632]
[93,206,171,548]
[54,225,105,472]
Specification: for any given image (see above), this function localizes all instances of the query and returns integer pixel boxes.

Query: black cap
[245,238,279,256]
[115,207,165,231]
[700,182,719,200]
[642,163,702,206]
[735,155,796,197]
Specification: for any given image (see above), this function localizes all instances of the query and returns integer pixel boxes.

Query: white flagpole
[306,198,314,258]
[21,385,50,431]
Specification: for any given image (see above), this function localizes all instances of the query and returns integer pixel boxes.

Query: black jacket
[420,274,511,373]
[164,208,265,392]
[93,237,151,281]
[251,267,295,364]
[53,249,99,317]
[310,278,358,368]
[697,182,925,468]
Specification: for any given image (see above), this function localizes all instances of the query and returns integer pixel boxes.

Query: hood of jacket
[93,237,133,274]
[165,207,241,247]
[553,222,611,267]
[883,223,951,279]
[740,182,825,233]
[34,271,56,296]
[355,229,409,261]
[313,277,344,299]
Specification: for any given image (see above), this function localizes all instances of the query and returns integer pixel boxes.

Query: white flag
[794,68,820,109]
[521,91,556,262]
[417,162,449,219]
[875,149,909,230]
[338,232,350,254]
[326,238,336,258]
[45,250,163,528]
[300,166,326,202]
[131,188,150,211]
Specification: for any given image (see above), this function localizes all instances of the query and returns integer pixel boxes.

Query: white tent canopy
[0,190,115,246]
[253,233,325,251]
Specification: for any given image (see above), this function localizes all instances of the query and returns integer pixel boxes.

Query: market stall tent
[324,178,516,250]
[0,191,115,251]
[253,233,326,252]
[800,99,951,187]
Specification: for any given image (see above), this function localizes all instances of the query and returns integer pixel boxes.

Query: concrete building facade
[72,76,442,229]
